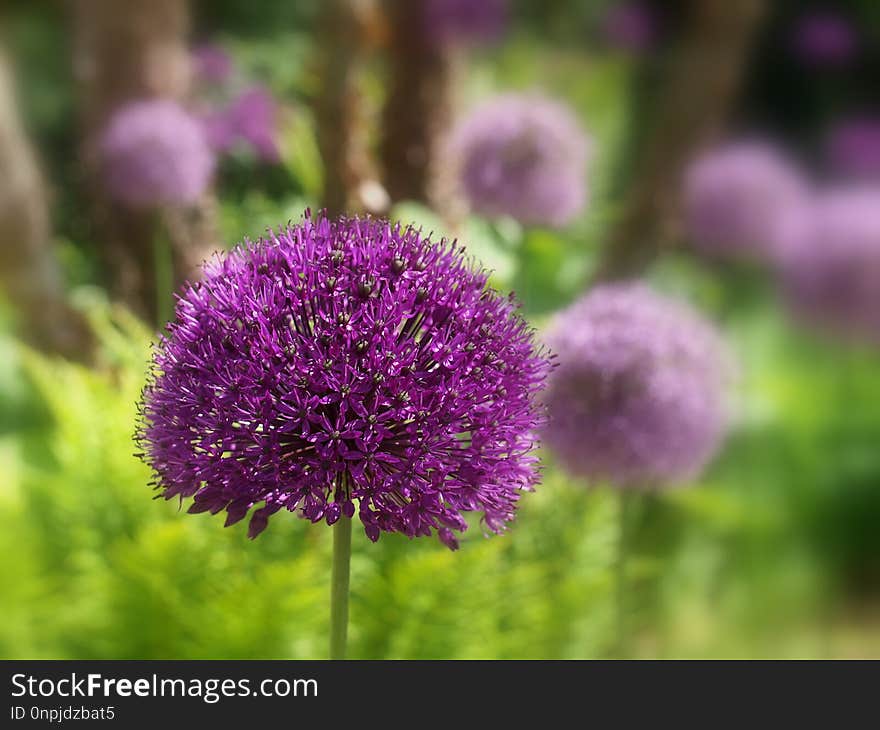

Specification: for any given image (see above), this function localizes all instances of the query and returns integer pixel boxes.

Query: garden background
[1,0,878,659]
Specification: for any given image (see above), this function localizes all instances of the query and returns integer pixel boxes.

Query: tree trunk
[596,0,766,281]
[70,0,217,323]
[0,46,93,360]
[379,0,453,206]
[315,0,387,217]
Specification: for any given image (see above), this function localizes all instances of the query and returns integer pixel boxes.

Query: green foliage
[4,285,878,658]
[281,109,324,202]
[391,202,521,289]
[611,268,880,656]
[219,192,314,249]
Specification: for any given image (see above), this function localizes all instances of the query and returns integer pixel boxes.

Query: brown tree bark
[0,46,93,360]
[315,0,387,217]
[70,0,217,323]
[379,0,453,206]
[596,0,767,281]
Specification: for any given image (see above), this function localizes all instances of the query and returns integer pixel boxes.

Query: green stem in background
[330,515,352,660]
[153,227,174,328]
[614,490,635,658]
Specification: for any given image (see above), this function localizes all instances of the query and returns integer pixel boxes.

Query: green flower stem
[614,490,634,658]
[330,515,352,660]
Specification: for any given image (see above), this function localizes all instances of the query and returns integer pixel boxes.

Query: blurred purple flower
[542,283,731,489]
[192,43,234,85]
[778,186,880,343]
[137,212,552,548]
[684,141,808,260]
[791,11,858,67]
[425,0,508,47]
[200,86,280,163]
[601,2,657,53]
[826,118,880,180]
[200,107,235,154]
[228,87,281,162]
[100,99,215,209]
[450,94,591,227]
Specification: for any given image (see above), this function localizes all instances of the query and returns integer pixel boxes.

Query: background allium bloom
[778,187,880,343]
[684,142,807,260]
[424,0,508,47]
[100,99,215,209]
[791,11,858,67]
[137,213,551,549]
[451,94,591,227]
[201,86,280,163]
[601,2,657,53]
[225,87,280,162]
[826,118,880,180]
[192,43,234,84]
[542,284,730,488]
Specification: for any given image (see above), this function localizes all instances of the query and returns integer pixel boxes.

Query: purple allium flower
[601,2,657,53]
[424,0,508,47]
[200,86,280,163]
[201,107,234,154]
[778,186,880,343]
[450,94,591,227]
[226,87,281,163]
[100,99,215,209]
[791,11,858,67]
[684,141,808,260]
[137,212,551,549]
[542,284,731,489]
[826,118,880,180]
[192,43,234,85]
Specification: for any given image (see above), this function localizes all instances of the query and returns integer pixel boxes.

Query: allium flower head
[425,0,508,47]
[601,2,657,53]
[100,99,215,209]
[137,212,551,549]
[791,11,858,67]
[826,118,880,180]
[778,186,880,343]
[201,86,280,163]
[451,94,591,227]
[226,87,280,163]
[684,141,807,260]
[542,283,731,489]
[192,44,234,85]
